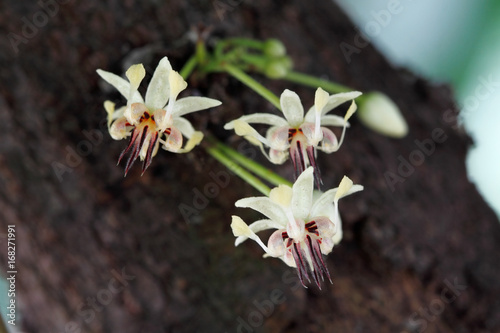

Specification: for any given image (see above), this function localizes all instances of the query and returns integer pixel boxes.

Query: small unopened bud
[357,92,408,138]
[264,39,286,57]
[264,57,293,79]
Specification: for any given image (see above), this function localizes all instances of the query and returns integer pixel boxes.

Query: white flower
[97,57,221,175]
[224,88,361,187]
[231,167,363,288]
[357,92,408,138]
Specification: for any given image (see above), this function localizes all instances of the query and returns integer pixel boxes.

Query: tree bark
[0,0,499,332]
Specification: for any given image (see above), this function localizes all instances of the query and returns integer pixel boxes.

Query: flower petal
[166,70,187,111]
[125,64,146,103]
[318,115,349,127]
[269,148,289,165]
[280,89,304,127]
[231,216,269,252]
[269,184,293,207]
[173,96,222,118]
[233,120,271,147]
[266,126,290,151]
[235,196,287,226]
[163,126,183,152]
[173,117,196,138]
[334,176,364,202]
[267,229,286,257]
[291,167,314,220]
[178,131,204,153]
[96,69,144,104]
[109,117,129,140]
[224,113,288,129]
[235,219,283,246]
[144,57,172,110]
[305,91,362,120]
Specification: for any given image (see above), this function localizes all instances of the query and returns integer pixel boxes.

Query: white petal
[310,181,363,217]
[178,131,204,153]
[96,69,144,103]
[305,91,361,119]
[173,117,196,138]
[269,148,289,165]
[172,96,222,117]
[235,196,287,226]
[335,176,362,201]
[167,70,187,105]
[269,184,293,207]
[104,100,116,128]
[235,219,283,246]
[267,229,286,257]
[125,64,146,105]
[224,113,288,129]
[280,89,304,127]
[231,216,269,252]
[266,126,290,151]
[314,88,329,113]
[291,167,314,220]
[233,120,271,147]
[145,57,172,110]
[318,115,349,127]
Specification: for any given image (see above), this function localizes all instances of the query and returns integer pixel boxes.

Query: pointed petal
[291,167,314,220]
[318,115,349,127]
[334,176,363,202]
[173,117,196,138]
[235,196,287,226]
[231,216,269,252]
[224,113,288,130]
[178,131,203,153]
[280,89,304,127]
[96,69,143,103]
[305,91,362,119]
[145,57,172,109]
[235,219,283,246]
[172,96,222,117]
[233,120,271,147]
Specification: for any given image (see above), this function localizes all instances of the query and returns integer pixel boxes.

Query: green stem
[223,63,281,110]
[214,141,292,187]
[284,71,351,93]
[205,145,271,196]
[179,55,198,80]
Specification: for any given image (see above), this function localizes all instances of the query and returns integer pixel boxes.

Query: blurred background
[336,0,500,218]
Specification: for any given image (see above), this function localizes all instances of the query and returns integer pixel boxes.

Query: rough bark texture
[1,0,499,332]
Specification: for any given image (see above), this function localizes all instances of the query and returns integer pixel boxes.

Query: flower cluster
[97,51,364,290]
[97,57,221,175]
[225,88,360,187]
[231,167,363,288]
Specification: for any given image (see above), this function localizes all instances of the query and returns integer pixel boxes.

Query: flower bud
[264,38,286,57]
[264,57,292,79]
[357,92,408,138]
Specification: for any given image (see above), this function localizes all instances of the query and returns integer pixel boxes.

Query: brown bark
[0,0,499,332]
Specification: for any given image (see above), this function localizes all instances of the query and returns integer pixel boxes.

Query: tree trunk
[1,0,499,332]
